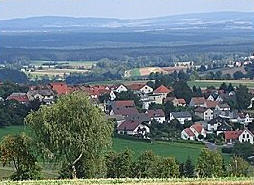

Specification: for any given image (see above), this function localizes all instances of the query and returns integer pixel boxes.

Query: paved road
[204,142,218,151]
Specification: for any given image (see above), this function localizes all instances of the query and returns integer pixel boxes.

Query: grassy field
[112,138,204,163]
[0,126,26,139]
[0,126,232,179]
[0,178,253,185]
[188,80,254,89]
[0,126,230,163]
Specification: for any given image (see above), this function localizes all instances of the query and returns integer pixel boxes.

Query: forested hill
[1,12,254,32]
[1,12,254,62]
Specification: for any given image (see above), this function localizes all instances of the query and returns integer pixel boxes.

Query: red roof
[117,120,142,131]
[50,82,69,95]
[7,93,29,103]
[225,131,243,140]
[113,100,135,107]
[153,85,171,94]
[127,83,146,91]
[191,123,203,133]
[177,98,186,104]
[147,109,165,118]
[191,97,205,106]
[205,100,218,109]
[184,128,195,137]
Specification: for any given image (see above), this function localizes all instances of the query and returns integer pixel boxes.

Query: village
[4,79,254,147]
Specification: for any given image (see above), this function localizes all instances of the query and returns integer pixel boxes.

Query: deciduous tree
[25,92,113,179]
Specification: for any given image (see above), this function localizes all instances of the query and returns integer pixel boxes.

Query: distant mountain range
[1,12,254,33]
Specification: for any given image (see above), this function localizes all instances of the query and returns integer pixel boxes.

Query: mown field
[0,178,253,185]
[188,80,254,89]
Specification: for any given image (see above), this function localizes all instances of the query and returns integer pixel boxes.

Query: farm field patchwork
[25,60,96,79]
[125,66,187,77]
[188,80,254,89]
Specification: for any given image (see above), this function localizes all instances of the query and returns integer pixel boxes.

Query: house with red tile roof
[181,123,206,141]
[205,100,219,109]
[50,82,69,95]
[225,128,254,144]
[7,93,29,104]
[164,97,186,107]
[127,83,153,94]
[147,109,165,123]
[153,85,172,98]
[224,130,243,144]
[177,99,186,106]
[117,120,150,137]
[189,97,206,107]
[181,128,195,141]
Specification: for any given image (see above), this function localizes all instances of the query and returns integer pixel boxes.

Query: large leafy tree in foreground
[25,92,113,179]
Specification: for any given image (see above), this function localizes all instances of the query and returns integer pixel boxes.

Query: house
[27,89,55,104]
[205,100,219,109]
[50,82,69,95]
[189,97,205,107]
[148,94,164,105]
[153,85,172,99]
[194,107,213,121]
[239,128,254,144]
[112,84,128,93]
[181,123,206,141]
[177,99,186,106]
[117,120,150,137]
[109,91,116,101]
[147,109,166,124]
[237,113,253,125]
[126,113,151,125]
[181,128,195,141]
[7,93,29,104]
[206,92,219,102]
[164,97,186,107]
[190,123,206,140]
[207,117,233,135]
[110,100,139,117]
[127,83,153,94]
[170,111,192,124]
[215,103,231,111]
[224,130,243,144]
[164,97,179,106]
[248,97,254,109]
[215,95,224,102]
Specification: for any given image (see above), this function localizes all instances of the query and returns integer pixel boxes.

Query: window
[247,134,249,138]
[243,134,245,138]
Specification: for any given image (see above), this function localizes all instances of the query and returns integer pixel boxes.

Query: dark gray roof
[171,111,192,118]
[126,113,151,123]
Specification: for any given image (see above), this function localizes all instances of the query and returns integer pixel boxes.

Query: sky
[0,0,254,20]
